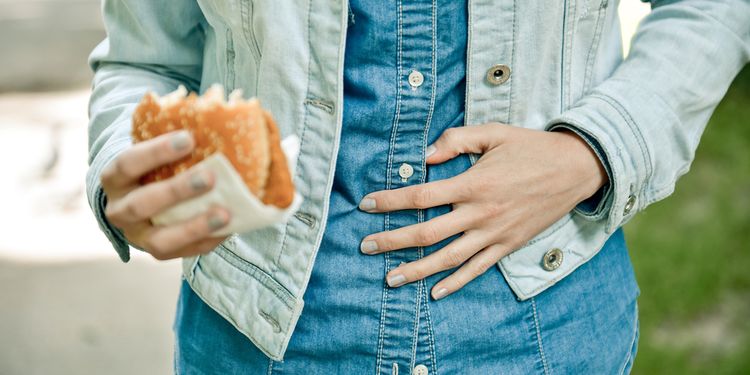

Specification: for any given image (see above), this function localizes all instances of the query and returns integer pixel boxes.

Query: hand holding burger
[100,85,297,261]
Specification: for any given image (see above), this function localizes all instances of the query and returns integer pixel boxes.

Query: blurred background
[0,1,747,374]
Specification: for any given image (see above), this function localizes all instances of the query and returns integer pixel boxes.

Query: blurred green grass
[626,65,750,374]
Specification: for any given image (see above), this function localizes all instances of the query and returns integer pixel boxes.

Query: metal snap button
[413,364,428,375]
[623,195,636,215]
[486,64,511,85]
[542,248,563,271]
[408,70,424,88]
[399,163,414,182]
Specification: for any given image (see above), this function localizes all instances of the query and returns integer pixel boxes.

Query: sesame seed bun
[131,85,295,208]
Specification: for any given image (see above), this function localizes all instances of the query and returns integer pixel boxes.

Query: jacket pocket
[580,0,609,94]
[562,0,611,109]
[240,0,263,64]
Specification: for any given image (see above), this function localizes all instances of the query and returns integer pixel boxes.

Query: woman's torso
[174,1,640,373]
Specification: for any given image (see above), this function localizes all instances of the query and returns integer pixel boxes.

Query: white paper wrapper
[150,135,303,236]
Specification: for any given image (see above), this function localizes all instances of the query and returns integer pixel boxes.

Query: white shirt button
[413,364,428,375]
[408,70,424,88]
[398,163,414,181]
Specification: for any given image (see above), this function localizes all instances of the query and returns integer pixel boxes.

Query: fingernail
[433,287,448,300]
[387,273,406,288]
[426,145,437,158]
[208,211,228,230]
[359,197,376,211]
[360,240,378,254]
[190,171,210,191]
[171,131,192,151]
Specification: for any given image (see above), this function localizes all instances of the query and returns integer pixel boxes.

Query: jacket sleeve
[86,0,206,262]
[545,0,750,233]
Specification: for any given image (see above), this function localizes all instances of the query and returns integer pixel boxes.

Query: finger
[426,124,506,165]
[100,130,195,188]
[430,242,508,300]
[360,209,473,254]
[105,167,215,225]
[163,236,228,260]
[359,176,468,213]
[140,206,231,260]
[383,231,491,288]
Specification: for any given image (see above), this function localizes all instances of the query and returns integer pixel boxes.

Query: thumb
[426,123,505,164]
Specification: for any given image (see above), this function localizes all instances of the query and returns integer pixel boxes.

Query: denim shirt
[331,0,472,295]
[86,0,750,361]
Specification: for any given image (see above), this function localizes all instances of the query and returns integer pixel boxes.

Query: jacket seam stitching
[273,0,315,271]
[589,92,652,191]
[225,28,236,92]
[409,278,423,370]
[501,219,611,298]
[618,302,639,375]
[184,277,281,360]
[411,0,438,367]
[507,0,517,124]
[216,245,296,309]
[377,1,404,370]
[582,1,607,93]
[531,298,551,375]
[423,271,438,375]
[240,0,262,64]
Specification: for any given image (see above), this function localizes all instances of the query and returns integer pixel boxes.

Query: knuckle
[416,225,440,246]
[103,203,117,221]
[454,181,475,202]
[442,128,459,143]
[144,237,173,260]
[475,176,494,193]
[185,218,208,240]
[100,164,116,185]
[375,236,392,252]
[168,178,186,200]
[471,259,495,278]
[408,264,427,281]
[112,156,133,180]
[410,187,433,208]
[124,201,147,221]
[442,247,465,269]
[444,277,463,292]
[144,239,166,259]
[484,202,503,218]
[156,139,174,158]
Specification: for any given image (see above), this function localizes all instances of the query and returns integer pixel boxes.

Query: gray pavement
[0,258,181,375]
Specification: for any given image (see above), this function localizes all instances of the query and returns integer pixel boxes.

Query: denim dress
[173,1,641,373]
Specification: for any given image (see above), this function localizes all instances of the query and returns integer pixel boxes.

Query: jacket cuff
[85,137,135,262]
[547,123,614,221]
[545,93,649,233]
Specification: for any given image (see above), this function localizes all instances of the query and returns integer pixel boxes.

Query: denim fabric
[174,229,639,373]
[172,1,641,373]
[87,0,750,361]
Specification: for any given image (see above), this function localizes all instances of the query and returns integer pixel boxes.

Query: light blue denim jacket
[86,0,750,361]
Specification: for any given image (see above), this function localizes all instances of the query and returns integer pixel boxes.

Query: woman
[86,0,749,373]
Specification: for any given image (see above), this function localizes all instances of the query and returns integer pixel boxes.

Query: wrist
[554,129,609,202]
